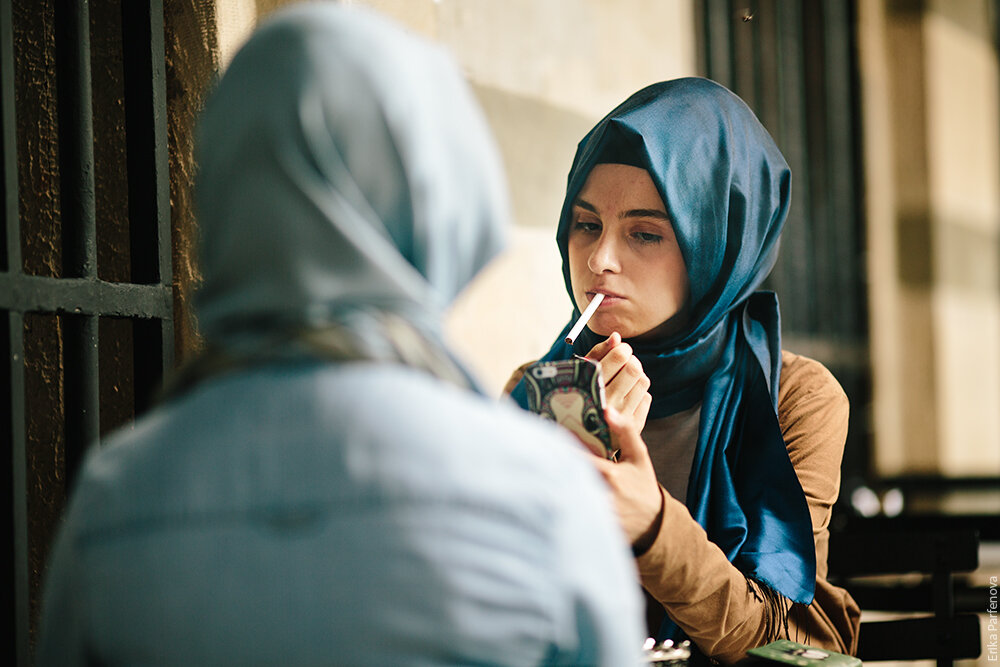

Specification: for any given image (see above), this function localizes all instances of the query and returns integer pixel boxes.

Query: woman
[36,6,645,665]
[507,77,860,661]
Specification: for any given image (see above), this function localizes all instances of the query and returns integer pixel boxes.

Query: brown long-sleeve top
[505,350,860,662]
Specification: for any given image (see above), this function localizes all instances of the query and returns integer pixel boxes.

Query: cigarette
[565,293,605,345]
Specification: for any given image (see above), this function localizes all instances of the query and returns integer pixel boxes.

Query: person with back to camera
[35,5,646,665]
[506,77,861,662]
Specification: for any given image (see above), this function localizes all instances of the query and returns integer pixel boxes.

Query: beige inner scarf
[643,403,701,504]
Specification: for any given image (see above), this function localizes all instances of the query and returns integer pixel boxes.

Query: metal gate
[1,1,172,663]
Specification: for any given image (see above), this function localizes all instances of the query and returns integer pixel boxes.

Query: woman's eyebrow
[622,208,670,221]
[573,198,669,221]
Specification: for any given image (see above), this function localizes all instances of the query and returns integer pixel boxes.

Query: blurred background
[2,0,998,664]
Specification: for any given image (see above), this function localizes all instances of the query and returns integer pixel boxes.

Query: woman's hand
[584,332,652,434]
[592,407,664,550]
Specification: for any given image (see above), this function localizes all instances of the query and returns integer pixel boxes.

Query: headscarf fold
[511,78,815,612]
[191,4,508,388]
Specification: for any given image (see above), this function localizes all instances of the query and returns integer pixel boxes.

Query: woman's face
[567,163,689,340]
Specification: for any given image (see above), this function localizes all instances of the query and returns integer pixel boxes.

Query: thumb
[604,406,649,463]
[585,331,621,361]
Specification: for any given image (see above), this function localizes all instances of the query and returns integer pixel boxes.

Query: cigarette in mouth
[565,293,605,345]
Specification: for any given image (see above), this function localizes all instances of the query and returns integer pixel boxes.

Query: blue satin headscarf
[510,78,816,609]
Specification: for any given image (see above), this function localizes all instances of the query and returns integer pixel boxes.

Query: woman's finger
[583,331,621,362]
[619,381,651,418]
[605,407,649,465]
[598,341,634,384]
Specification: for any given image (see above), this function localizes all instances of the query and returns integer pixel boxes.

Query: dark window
[696,0,871,487]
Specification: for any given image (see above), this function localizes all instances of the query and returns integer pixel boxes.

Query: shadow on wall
[443,85,595,395]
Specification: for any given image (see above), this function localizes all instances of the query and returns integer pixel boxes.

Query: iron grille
[1,1,173,664]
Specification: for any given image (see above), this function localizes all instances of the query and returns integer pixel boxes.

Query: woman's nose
[587,234,621,273]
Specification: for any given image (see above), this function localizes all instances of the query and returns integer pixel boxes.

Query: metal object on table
[643,637,692,664]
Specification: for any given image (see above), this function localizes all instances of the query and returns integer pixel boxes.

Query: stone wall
[859,0,1000,477]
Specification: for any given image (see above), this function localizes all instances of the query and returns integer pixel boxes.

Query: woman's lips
[587,290,623,306]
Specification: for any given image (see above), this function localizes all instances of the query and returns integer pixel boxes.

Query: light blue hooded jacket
[36,5,643,665]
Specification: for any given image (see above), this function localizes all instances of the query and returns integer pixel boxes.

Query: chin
[590,319,640,340]
[618,329,648,340]
[586,316,616,339]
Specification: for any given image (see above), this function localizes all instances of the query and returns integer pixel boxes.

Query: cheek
[566,244,587,289]
[567,241,583,269]
[645,245,687,299]
[642,253,688,318]
[667,261,689,304]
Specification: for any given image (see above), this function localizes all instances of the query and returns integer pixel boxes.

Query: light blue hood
[193,4,508,351]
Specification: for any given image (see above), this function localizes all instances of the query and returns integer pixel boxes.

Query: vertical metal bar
[754,0,780,140]
[150,0,171,299]
[932,567,954,667]
[817,0,858,340]
[8,313,27,667]
[803,2,834,336]
[1,0,28,663]
[704,0,734,87]
[802,2,826,335]
[54,0,97,280]
[753,0,782,299]
[760,0,814,334]
[822,0,860,337]
[774,0,813,333]
[160,314,174,381]
[0,312,8,657]
[731,0,756,109]
[54,0,100,466]
[0,0,16,274]
[148,0,173,375]
[693,0,709,77]
[758,55,787,299]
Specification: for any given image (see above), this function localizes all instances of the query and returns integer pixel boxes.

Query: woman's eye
[572,220,601,234]
[632,231,663,245]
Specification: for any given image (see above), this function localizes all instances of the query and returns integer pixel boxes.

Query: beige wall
[214,0,699,395]
[859,0,1000,477]
[213,0,1000,479]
